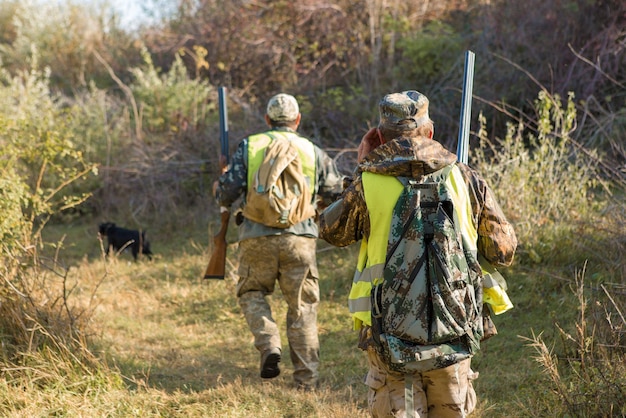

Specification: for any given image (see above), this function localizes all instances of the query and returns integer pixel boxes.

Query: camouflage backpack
[370,165,484,374]
[243,133,316,228]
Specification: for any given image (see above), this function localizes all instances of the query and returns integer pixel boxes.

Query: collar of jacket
[357,135,457,178]
[271,127,297,134]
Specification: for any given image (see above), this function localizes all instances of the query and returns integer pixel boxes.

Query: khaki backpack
[242,134,316,228]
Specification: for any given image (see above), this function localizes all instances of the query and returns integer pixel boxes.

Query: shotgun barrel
[456,50,475,165]
[218,86,229,165]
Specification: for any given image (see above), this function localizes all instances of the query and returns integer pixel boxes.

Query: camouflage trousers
[236,234,320,387]
[364,344,477,417]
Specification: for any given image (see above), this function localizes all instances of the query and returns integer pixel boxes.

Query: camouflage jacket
[319,134,517,267]
[216,127,344,241]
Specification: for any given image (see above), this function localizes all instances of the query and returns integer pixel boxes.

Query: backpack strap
[405,374,415,418]
[428,164,455,181]
[265,131,277,142]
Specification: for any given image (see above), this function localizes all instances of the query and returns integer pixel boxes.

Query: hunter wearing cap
[214,93,343,389]
[319,91,517,417]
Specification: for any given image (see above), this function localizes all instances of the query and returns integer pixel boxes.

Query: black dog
[98,222,153,261]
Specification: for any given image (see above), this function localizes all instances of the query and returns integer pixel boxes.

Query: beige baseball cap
[266,93,300,122]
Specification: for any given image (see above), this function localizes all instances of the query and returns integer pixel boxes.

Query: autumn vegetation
[0,0,624,416]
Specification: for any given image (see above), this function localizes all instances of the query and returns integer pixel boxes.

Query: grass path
[28,218,583,417]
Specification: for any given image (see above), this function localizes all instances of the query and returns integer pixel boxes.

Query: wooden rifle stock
[204,209,230,279]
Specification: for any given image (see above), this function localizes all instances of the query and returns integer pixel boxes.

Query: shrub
[130,46,213,137]
[0,59,97,243]
[472,90,605,262]
[0,57,97,360]
[77,46,220,223]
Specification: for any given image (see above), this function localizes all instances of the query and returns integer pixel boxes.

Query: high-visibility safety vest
[348,165,512,331]
[246,131,317,199]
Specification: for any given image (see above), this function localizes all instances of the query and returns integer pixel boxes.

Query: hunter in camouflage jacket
[319,89,518,417]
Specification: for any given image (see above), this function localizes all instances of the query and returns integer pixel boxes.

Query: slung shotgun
[454,52,514,316]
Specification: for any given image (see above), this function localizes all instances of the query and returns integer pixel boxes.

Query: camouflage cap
[378,90,430,131]
[266,93,300,122]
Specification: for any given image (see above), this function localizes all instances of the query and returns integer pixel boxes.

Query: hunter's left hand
[219,155,229,174]
[357,128,382,162]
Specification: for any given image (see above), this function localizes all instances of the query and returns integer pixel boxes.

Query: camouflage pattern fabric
[365,343,477,418]
[319,134,517,268]
[370,165,484,374]
[237,234,320,387]
[319,132,516,415]
[379,166,483,346]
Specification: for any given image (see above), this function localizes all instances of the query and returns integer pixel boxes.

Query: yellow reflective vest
[246,131,316,199]
[348,165,513,330]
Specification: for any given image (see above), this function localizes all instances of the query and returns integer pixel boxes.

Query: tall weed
[521,268,626,417]
[473,90,604,262]
[471,89,625,415]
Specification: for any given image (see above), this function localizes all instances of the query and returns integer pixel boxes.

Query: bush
[130,46,213,138]
[0,60,97,243]
[88,47,218,223]
[472,90,605,262]
[0,57,97,360]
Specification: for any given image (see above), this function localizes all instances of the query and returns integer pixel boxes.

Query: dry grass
[2,154,624,417]
[0,223,369,417]
[2,200,625,416]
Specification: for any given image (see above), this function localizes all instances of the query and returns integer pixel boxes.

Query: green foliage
[64,82,130,165]
[0,54,55,124]
[0,59,97,247]
[0,0,140,93]
[0,51,98,372]
[4,1,96,90]
[130,46,214,136]
[0,158,29,246]
[0,1,18,45]
[393,21,464,87]
[473,90,604,261]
